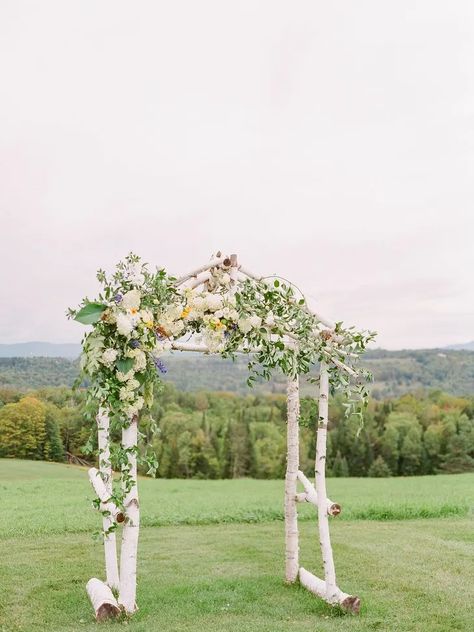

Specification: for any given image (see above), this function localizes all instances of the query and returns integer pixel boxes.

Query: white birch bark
[296,470,341,516]
[285,376,300,583]
[88,468,125,524]
[315,363,338,601]
[311,363,360,612]
[86,578,121,621]
[96,408,120,591]
[118,415,139,614]
[298,568,360,613]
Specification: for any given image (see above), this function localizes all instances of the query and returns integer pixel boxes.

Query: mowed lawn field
[0,460,473,632]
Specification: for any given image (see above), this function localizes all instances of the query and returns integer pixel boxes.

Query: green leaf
[74,302,107,325]
[116,358,134,374]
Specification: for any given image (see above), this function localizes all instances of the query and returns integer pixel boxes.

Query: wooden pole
[285,376,300,583]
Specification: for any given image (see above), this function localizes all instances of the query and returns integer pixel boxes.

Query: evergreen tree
[368,455,391,477]
[331,451,349,477]
[400,427,422,475]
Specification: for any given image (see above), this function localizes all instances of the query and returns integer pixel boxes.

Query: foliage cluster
[1,385,473,478]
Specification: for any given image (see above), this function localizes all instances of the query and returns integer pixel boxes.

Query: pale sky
[0,1,473,349]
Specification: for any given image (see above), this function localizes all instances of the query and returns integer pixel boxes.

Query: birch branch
[296,470,341,516]
[88,468,125,524]
[174,256,225,286]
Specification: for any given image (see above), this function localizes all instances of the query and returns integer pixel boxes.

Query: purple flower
[153,357,167,374]
[130,339,140,349]
[114,294,123,304]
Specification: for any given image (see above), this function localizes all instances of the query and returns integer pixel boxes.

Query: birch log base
[86,578,121,621]
[298,568,361,614]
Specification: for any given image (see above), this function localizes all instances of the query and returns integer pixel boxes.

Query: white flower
[117,369,135,382]
[100,348,118,366]
[126,378,140,391]
[119,386,134,401]
[116,312,134,337]
[249,315,262,329]
[205,294,224,312]
[126,348,147,372]
[124,396,144,417]
[154,340,172,354]
[126,263,145,287]
[170,320,185,336]
[191,296,206,312]
[122,289,141,310]
[140,309,153,323]
[238,318,252,334]
[264,311,275,327]
[221,272,231,286]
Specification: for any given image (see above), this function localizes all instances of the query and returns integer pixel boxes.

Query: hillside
[0,348,473,397]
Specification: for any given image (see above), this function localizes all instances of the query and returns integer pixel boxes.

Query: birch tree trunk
[96,408,120,592]
[285,376,300,583]
[315,362,338,601]
[118,415,139,614]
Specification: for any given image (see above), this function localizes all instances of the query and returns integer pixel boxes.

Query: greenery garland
[69,253,375,530]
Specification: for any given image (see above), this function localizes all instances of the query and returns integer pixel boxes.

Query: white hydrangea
[122,289,141,310]
[126,348,147,372]
[126,263,145,287]
[191,296,206,312]
[264,311,275,327]
[140,309,154,323]
[249,315,262,329]
[124,396,144,417]
[238,317,252,334]
[116,312,134,337]
[205,293,224,312]
[169,320,185,336]
[126,378,140,391]
[117,369,135,382]
[203,329,226,353]
[119,386,135,401]
[100,348,118,366]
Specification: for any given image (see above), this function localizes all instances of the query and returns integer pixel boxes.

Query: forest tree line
[0,383,473,478]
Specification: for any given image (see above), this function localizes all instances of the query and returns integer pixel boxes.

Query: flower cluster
[70,253,376,447]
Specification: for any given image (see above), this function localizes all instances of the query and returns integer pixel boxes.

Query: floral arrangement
[68,253,375,495]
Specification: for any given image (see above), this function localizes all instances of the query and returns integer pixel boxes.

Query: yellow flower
[181,306,191,318]
[144,321,154,329]
[130,308,138,315]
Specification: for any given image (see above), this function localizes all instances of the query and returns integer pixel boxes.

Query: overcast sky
[0,1,473,349]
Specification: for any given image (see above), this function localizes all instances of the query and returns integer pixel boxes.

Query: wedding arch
[70,252,375,620]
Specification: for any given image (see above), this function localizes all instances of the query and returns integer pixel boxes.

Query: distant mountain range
[1,342,473,398]
[0,342,81,358]
[1,340,474,358]
[446,341,474,351]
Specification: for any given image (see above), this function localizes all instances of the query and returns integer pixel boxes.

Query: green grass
[1,460,474,631]
[1,460,473,539]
